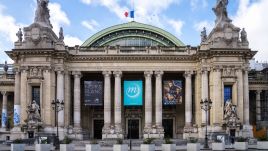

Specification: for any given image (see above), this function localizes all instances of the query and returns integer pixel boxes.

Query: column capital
[56,70,64,75]
[200,67,208,74]
[144,71,153,77]
[72,71,81,76]
[1,91,7,96]
[255,90,262,95]
[184,70,194,78]
[113,71,122,77]
[154,70,164,77]
[103,71,112,77]
[212,66,222,72]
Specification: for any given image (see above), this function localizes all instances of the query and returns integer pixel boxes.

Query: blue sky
[0,0,267,62]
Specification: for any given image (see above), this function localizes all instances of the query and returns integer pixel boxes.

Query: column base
[10,127,25,140]
[183,125,198,139]
[0,127,7,132]
[102,124,124,139]
[143,125,164,139]
[242,124,253,138]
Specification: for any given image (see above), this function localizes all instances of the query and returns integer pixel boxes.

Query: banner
[163,80,182,105]
[124,80,143,106]
[84,81,103,106]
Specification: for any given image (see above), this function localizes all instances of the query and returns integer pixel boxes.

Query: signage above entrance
[124,80,143,106]
[84,81,103,106]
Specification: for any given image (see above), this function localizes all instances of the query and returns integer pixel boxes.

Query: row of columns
[101,70,194,137]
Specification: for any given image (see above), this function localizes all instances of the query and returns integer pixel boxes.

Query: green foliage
[116,138,123,144]
[61,136,72,144]
[164,137,173,144]
[235,137,247,142]
[188,137,198,143]
[258,136,268,141]
[143,138,155,144]
[90,139,98,144]
[13,139,23,144]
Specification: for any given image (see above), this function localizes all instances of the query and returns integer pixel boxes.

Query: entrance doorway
[127,119,139,139]
[163,119,173,138]
[93,119,104,139]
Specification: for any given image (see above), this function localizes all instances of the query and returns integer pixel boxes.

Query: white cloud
[81,0,92,5]
[80,0,181,27]
[233,0,268,61]
[48,3,70,34]
[80,0,129,20]
[0,5,25,42]
[194,20,214,33]
[190,0,208,10]
[167,19,184,37]
[64,35,83,46]
[81,20,99,32]
[0,4,25,63]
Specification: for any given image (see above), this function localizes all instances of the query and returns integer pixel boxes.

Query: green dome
[82,21,184,47]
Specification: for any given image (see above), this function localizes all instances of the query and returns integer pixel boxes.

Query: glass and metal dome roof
[82,21,184,47]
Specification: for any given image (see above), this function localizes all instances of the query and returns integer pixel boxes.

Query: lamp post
[200,98,212,149]
[51,99,64,149]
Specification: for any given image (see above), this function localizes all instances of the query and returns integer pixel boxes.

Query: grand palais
[0,0,267,142]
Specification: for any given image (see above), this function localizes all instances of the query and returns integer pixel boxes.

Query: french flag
[124,10,134,18]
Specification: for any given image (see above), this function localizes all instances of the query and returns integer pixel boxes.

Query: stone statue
[34,0,53,28]
[27,100,41,122]
[59,27,64,42]
[241,28,248,43]
[224,100,240,128]
[201,27,207,43]
[3,61,8,73]
[16,28,23,42]
[213,0,231,27]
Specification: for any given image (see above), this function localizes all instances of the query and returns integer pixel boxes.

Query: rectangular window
[224,86,232,104]
[32,86,40,106]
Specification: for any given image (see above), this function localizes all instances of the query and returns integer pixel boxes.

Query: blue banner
[163,80,182,105]
[84,81,103,106]
[124,80,143,106]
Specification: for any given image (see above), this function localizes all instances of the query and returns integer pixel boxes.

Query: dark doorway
[127,119,139,139]
[230,129,236,144]
[94,119,104,139]
[163,119,173,138]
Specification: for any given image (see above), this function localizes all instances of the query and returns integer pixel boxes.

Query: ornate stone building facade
[0,0,266,140]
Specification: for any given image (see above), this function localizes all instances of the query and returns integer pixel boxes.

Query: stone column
[13,71,21,127]
[256,90,262,122]
[155,71,164,129]
[243,69,250,125]
[184,71,193,126]
[73,71,82,130]
[113,71,123,138]
[102,71,112,133]
[64,71,71,127]
[201,68,209,124]
[256,90,261,122]
[242,67,253,137]
[236,68,244,122]
[1,91,8,130]
[56,70,64,127]
[20,69,27,125]
[213,67,222,126]
[144,71,153,132]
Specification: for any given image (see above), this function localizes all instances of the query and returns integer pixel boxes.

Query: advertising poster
[124,80,143,106]
[163,80,182,105]
[84,81,103,106]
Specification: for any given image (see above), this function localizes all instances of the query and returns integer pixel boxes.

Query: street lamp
[200,98,212,149]
[51,99,64,149]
